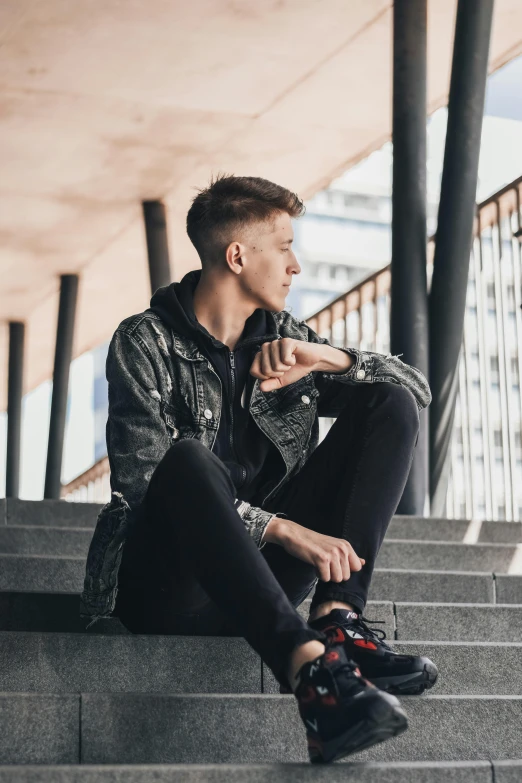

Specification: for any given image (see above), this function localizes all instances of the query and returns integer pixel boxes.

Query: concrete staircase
[1,498,522,781]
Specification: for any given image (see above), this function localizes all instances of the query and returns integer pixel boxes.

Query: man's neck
[192,273,255,351]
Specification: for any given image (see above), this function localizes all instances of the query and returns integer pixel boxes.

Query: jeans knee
[156,438,210,478]
[373,382,419,435]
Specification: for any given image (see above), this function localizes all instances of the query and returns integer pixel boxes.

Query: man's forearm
[313,345,354,373]
[261,515,292,546]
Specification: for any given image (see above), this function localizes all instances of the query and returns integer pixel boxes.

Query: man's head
[186,173,304,311]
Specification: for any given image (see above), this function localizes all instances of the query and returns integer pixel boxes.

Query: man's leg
[259,381,420,619]
[115,438,328,691]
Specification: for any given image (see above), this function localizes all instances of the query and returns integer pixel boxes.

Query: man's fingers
[329,558,344,583]
[280,340,297,367]
[348,550,364,572]
[261,343,283,376]
[269,340,293,372]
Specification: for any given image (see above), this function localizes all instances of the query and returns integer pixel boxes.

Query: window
[494,430,503,448]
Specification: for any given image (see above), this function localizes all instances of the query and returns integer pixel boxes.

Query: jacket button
[204,409,213,419]
[356,369,366,380]
[301,395,310,405]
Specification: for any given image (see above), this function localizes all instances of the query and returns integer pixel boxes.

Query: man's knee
[155,438,211,478]
[371,382,420,435]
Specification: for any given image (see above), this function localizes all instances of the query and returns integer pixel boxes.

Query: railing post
[44,274,79,500]
[429,0,494,515]
[142,201,171,295]
[6,322,25,498]
[391,0,428,515]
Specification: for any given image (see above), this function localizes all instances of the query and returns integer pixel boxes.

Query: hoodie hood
[148,268,279,352]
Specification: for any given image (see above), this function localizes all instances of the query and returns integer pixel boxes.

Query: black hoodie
[148,269,283,504]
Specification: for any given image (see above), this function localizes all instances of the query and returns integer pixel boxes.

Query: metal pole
[142,200,171,294]
[6,322,25,498]
[391,0,428,515]
[429,0,494,515]
[44,274,79,499]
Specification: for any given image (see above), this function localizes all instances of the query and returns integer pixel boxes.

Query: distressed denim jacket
[80,307,431,622]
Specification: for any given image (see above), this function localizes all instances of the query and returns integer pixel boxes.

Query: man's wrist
[314,345,354,373]
[261,515,291,546]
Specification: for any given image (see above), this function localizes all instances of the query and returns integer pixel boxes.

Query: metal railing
[62,175,522,520]
[307,175,522,521]
[61,456,110,503]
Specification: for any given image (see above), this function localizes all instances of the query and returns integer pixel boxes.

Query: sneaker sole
[307,694,409,764]
[369,662,438,696]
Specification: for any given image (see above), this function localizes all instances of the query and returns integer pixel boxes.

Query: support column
[429,0,494,515]
[142,200,171,295]
[6,322,25,498]
[44,275,79,499]
[391,0,428,515]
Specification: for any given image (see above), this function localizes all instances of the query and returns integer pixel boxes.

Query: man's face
[235,211,301,311]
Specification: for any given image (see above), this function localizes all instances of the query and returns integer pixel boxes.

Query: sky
[2,53,522,499]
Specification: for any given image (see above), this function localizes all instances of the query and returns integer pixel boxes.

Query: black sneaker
[307,608,438,696]
[293,640,408,763]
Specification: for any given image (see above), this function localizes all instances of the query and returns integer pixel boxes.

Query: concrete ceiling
[1,0,522,409]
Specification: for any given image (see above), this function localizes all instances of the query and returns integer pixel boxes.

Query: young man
[81,174,437,764]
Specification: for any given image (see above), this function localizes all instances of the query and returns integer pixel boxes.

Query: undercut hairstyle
[186,173,305,269]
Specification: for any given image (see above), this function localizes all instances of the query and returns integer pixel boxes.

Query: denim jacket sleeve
[107,328,275,549]
[297,319,432,416]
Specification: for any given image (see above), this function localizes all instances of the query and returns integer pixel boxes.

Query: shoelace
[351,616,394,651]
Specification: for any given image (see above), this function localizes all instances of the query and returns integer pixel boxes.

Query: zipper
[204,362,222,450]
[229,351,247,485]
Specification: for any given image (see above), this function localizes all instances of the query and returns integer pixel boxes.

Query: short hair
[186,173,305,269]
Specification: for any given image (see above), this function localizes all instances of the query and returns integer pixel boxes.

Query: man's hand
[250,338,353,392]
[265,516,365,582]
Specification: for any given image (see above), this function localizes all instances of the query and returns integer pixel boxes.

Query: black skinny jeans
[115,382,420,691]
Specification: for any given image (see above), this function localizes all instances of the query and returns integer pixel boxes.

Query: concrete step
[1,499,102,528]
[0,589,393,633]
[0,760,500,782]
[1,556,512,603]
[391,516,522,544]
[494,575,522,603]
[4,499,521,546]
[0,555,85,593]
[394,602,522,642]
[0,592,129,634]
[301,598,522,642]
[0,527,93,557]
[375,540,520,573]
[263,640,522,696]
[2,692,520,764]
[0,693,79,764]
[370,568,499,603]
[1,631,520,696]
[3,528,520,576]
[0,632,261,694]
